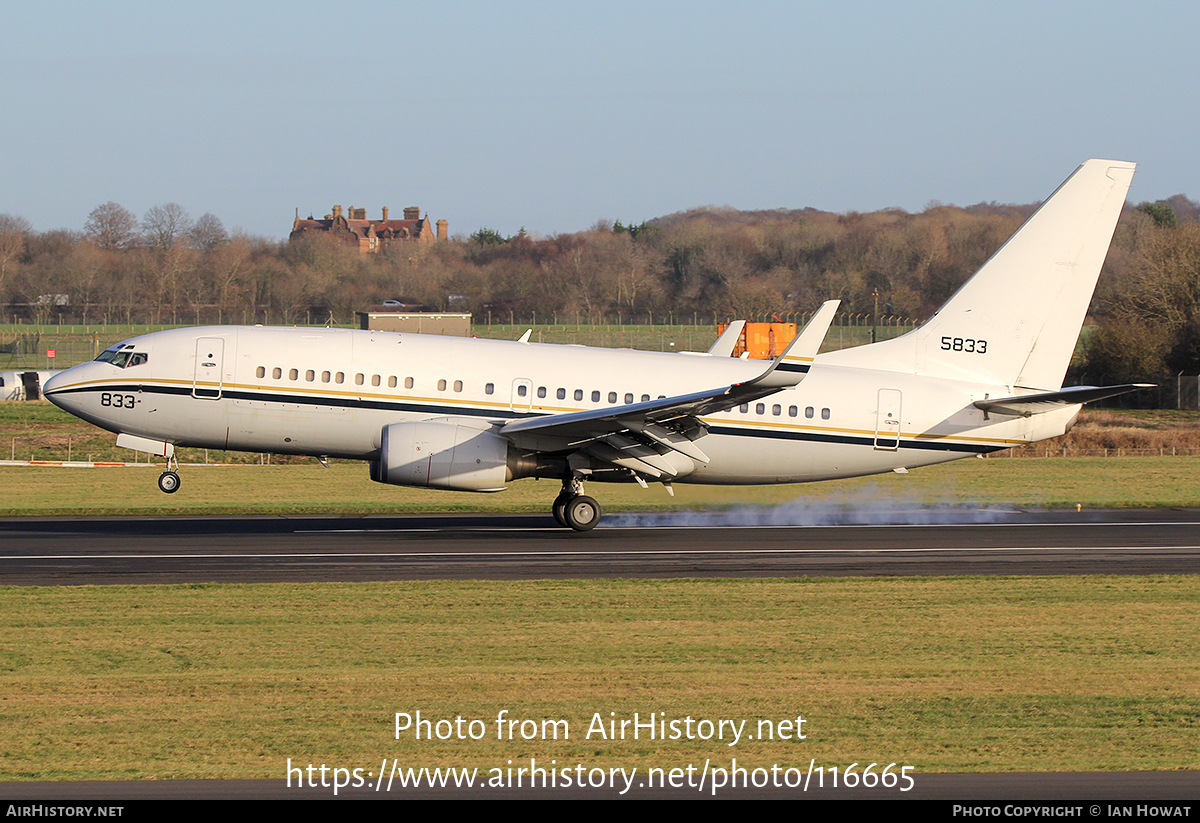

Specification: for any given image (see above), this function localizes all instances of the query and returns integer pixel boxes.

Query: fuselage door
[511,378,533,412]
[20,371,40,401]
[193,337,225,400]
[874,388,902,450]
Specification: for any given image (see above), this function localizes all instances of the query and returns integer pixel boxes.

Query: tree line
[1,194,1197,384]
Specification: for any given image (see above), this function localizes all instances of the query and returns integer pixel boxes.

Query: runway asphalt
[1,507,1198,585]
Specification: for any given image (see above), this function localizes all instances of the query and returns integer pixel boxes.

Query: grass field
[2,456,1200,517]
[4,399,1200,515]
[1,576,1196,780]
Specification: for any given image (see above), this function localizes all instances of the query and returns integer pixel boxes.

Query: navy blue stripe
[775,362,811,374]
[54,383,1004,455]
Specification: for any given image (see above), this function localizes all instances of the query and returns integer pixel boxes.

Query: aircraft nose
[43,370,68,396]
[43,364,90,411]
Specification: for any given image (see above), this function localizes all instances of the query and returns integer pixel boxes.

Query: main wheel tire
[552,493,572,527]
[158,471,181,494]
[564,495,601,532]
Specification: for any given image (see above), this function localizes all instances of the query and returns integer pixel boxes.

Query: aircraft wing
[499,301,839,478]
[973,384,1153,417]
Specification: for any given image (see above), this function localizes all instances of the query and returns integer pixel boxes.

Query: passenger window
[641,394,650,402]
[371,374,380,386]
[756,403,765,415]
[537,386,547,398]
[805,406,814,418]
[740,404,748,413]
[273,367,282,380]
[822,408,831,420]
[624,393,633,404]
[388,376,397,388]
[518,385,528,397]
[574,389,583,401]
[608,392,617,403]
[322,371,331,383]
[556,388,566,400]
[306,370,315,382]
[336,372,344,384]
[289,369,298,381]
[355,373,364,385]
[454,380,463,392]
[256,366,265,378]
[789,405,798,417]
[772,404,781,416]
[485,383,494,395]
[438,379,447,391]
[404,377,413,389]
[592,391,601,402]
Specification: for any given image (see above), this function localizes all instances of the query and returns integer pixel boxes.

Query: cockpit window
[95,348,147,368]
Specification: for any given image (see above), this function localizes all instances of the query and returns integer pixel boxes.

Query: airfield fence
[2,314,1191,410]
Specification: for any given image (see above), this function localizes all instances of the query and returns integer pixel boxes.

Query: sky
[1,0,1197,240]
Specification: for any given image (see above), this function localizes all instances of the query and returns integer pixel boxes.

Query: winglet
[707,320,746,356]
[746,300,840,389]
[517,329,533,343]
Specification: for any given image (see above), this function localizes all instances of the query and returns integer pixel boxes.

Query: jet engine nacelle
[370,418,512,492]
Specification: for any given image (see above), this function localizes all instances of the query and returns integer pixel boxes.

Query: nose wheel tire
[563,495,601,532]
[157,471,181,494]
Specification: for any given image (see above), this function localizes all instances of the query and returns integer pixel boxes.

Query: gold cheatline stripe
[61,378,1027,448]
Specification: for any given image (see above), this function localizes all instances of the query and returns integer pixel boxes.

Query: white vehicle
[0,370,63,401]
[44,160,1146,529]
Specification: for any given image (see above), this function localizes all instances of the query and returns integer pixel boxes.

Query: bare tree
[84,202,138,249]
[189,213,227,252]
[141,202,192,250]
[0,213,31,302]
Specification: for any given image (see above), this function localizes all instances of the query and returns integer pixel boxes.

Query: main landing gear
[552,476,601,532]
[157,455,181,494]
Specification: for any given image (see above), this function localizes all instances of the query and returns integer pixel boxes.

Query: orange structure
[715,321,797,359]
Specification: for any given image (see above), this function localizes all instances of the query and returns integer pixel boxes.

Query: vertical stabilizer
[822,159,1135,389]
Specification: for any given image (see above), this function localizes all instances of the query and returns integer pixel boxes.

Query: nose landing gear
[157,455,181,494]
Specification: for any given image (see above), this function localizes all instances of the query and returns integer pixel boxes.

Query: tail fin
[822,159,1135,390]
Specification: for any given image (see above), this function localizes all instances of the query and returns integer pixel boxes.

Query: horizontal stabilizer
[973,384,1153,417]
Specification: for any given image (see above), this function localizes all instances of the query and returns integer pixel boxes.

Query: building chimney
[436,219,448,241]
[382,206,389,222]
[403,206,420,221]
[332,205,343,220]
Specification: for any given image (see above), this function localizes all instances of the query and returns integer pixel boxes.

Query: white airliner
[45,160,1147,530]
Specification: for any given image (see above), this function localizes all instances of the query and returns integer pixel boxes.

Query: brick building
[290,205,448,253]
